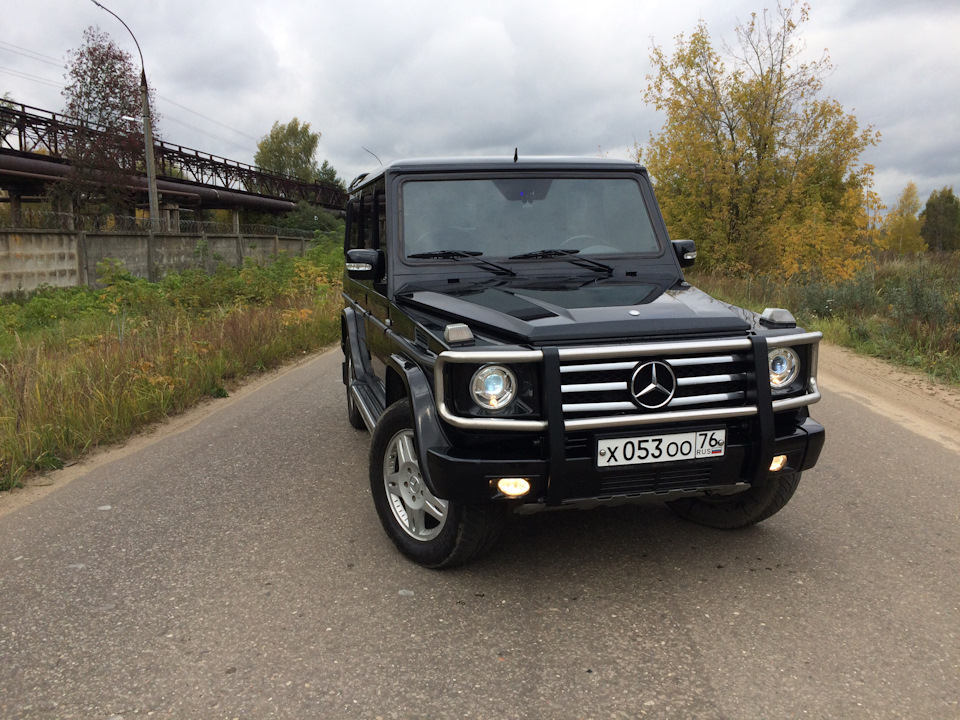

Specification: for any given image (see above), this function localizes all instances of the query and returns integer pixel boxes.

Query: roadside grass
[7,242,957,492]
[688,253,960,386]
[0,236,344,491]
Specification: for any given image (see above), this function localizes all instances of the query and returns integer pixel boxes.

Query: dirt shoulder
[817,343,960,455]
[2,343,959,518]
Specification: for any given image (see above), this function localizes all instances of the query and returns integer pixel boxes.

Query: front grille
[598,465,714,497]
[556,338,759,431]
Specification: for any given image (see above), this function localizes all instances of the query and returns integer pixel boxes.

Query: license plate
[597,429,726,467]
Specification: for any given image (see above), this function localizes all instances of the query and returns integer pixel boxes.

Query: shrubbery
[690,253,960,384]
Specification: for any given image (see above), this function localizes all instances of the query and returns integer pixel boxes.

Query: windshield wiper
[508,248,578,260]
[408,249,516,276]
[409,250,482,259]
[508,248,613,276]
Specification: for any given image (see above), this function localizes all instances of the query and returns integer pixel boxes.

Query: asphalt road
[0,348,957,719]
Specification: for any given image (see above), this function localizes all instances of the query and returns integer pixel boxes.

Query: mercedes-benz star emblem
[630,361,677,410]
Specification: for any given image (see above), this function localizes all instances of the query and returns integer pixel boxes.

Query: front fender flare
[386,354,449,498]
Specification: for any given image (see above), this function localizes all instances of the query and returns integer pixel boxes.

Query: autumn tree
[883,182,926,255]
[639,1,881,281]
[919,187,960,252]
[255,118,323,182]
[59,26,159,216]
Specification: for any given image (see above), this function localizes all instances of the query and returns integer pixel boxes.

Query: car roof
[348,156,646,192]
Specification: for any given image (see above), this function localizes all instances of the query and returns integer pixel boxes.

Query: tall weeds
[0,239,343,490]
[689,253,960,385]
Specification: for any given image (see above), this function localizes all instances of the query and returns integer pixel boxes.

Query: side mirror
[345,248,384,279]
[672,239,697,268]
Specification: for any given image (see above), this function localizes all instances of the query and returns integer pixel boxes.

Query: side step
[349,379,385,433]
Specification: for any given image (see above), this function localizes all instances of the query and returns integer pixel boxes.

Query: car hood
[396,277,752,344]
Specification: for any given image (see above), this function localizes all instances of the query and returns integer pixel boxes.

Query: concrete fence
[0,230,310,294]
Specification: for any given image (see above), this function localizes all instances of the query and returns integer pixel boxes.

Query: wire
[0,42,258,156]
[158,94,259,142]
[0,72,255,155]
[0,40,63,66]
[161,114,256,155]
[0,65,63,89]
[0,41,256,146]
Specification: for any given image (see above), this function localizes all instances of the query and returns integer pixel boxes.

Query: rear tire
[369,399,506,568]
[666,472,802,529]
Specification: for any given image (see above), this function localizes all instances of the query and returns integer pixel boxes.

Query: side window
[361,193,375,250]
[346,179,388,253]
[375,188,386,250]
[367,183,387,286]
[345,181,388,285]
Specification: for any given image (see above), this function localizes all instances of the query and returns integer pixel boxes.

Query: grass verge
[688,253,960,386]
[1,238,343,491]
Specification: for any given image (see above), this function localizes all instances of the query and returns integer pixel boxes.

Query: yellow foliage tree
[883,182,927,255]
[639,1,882,281]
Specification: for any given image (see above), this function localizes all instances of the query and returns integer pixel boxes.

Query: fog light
[769,455,788,472]
[496,478,531,497]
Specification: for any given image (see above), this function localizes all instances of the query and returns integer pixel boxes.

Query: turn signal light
[496,478,531,497]
[769,455,788,472]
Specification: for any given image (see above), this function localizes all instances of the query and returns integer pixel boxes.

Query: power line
[0,40,63,67]
[158,94,259,142]
[0,65,62,89]
[0,69,255,154]
[0,37,259,151]
[161,114,256,155]
[0,56,257,156]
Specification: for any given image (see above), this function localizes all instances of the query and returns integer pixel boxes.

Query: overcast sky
[2,0,958,210]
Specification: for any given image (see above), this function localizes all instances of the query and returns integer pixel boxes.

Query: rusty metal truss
[0,100,347,210]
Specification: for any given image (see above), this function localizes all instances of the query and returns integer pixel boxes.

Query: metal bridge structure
[0,100,348,219]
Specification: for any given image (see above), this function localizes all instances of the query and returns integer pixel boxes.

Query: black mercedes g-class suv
[341,157,824,567]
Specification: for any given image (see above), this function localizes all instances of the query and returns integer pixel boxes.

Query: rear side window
[346,182,386,251]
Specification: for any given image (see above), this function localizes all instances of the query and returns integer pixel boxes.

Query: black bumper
[425,417,825,506]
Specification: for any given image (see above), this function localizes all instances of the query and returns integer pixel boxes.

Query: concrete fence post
[78,231,89,287]
[147,230,156,282]
[10,194,22,226]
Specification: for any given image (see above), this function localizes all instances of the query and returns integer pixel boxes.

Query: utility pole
[91,0,161,232]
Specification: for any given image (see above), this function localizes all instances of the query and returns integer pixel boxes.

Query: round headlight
[768,347,800,390]
[471,365,517,410]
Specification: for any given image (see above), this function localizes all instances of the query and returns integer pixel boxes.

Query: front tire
[666,471,802,529]
[369,399,505,568]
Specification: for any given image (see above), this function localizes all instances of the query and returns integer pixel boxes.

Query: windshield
[401,177,661,260]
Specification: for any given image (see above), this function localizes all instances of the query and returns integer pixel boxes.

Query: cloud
[2,0,958,206]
